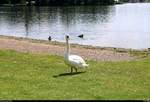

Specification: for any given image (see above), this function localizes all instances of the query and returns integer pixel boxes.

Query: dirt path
[0,36,135,61]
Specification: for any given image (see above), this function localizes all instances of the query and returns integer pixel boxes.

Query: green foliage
[0,0,26,4]
[0,50,150,99]
[130,50,150,58]
[0,0,115,5]
[0,0,10,4]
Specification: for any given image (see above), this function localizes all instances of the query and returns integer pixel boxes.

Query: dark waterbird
[48,36,51,41]
[78,34,84,38]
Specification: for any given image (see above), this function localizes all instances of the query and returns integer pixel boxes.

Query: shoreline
[0,35,148,52]
[0,35,149,61]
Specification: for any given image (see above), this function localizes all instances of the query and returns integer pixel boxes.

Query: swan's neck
[65,38,70,58]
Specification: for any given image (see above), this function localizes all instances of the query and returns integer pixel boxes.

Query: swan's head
[65,35,70,40]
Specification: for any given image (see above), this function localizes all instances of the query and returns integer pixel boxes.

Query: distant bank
[0,0,116,6]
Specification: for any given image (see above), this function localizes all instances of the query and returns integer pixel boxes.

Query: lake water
[0,3,150,49]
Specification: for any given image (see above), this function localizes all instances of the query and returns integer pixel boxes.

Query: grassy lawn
[0,50,150,100]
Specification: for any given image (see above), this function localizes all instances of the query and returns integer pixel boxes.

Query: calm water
[0,3,150,49]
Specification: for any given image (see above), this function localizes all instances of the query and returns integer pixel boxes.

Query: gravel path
[0,36,135,61]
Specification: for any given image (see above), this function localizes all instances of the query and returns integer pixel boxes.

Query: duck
[78,34,84,38]
[48,36,51,41]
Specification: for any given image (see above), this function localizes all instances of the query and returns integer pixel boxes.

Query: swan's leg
[74,68,77,73]
[71,67,73,73]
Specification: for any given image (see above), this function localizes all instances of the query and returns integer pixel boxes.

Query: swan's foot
[70,67,77,74]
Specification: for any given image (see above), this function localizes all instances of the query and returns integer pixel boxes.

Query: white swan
[64,35,88,73]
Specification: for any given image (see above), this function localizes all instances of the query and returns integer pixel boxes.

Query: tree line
[0,0,26,4]
[0,0,115,6]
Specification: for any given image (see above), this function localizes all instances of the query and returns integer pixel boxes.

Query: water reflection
[0,5,114,35]
[0,4,150,49]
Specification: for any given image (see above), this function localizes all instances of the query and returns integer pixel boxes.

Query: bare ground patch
[0,35,136,61]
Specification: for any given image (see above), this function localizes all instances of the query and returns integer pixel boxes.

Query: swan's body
[64,35,88,73]
[66,55,88,68]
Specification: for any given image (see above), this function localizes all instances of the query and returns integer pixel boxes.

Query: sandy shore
[0,35,137,61]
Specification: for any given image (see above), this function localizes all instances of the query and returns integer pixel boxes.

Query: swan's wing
[69,55,85,63]
[69,55,88,67]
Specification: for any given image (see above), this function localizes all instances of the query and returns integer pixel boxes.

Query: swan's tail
[83,63,89,68]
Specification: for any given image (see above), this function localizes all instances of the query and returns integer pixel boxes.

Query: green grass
[130,50,150,58]
[0,50,150,100]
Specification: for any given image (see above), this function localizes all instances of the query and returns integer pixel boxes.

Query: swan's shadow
[53,71,86,78]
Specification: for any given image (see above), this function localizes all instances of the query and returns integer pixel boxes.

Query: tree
[10,0,26,4]
[0,0,10,4]
[0,0,115,5]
